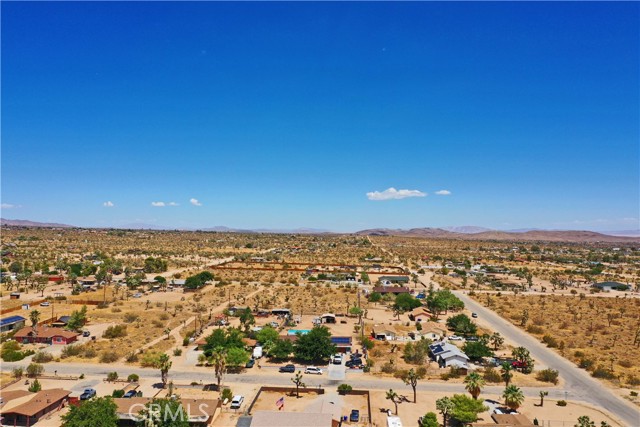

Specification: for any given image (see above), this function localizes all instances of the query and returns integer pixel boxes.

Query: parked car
[304,366,323,375]
[40,302,50,307]
[230,395,244,409]
[512,360,528,369]
[465,336,479,342]
[269,321,279,328]
[123,390,137,398]
[350,410,360,422]
[472,312,478,318]
[279,364,296,373]
[448,335,463,341]
[346,360,363,369]
[245,359,255,368]
[133,293,142,298]
[82,330,91,337]
[80,389,96,400]
[332,354,343,365]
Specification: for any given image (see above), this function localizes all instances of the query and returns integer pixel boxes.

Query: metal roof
[0,316,26,326]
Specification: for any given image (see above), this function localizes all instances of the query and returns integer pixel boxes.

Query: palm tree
[502,385,525,410]
[208,347,227,390]
[464,372,485,400]
[29,310,41,340]
[386,389,400,415]
[501,362,514,386]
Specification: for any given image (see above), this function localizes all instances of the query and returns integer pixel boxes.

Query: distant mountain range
[1,218,638,242]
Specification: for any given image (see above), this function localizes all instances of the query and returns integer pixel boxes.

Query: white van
[230,395,244,409]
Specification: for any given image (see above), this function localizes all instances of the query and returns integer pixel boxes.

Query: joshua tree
[538,391,548,407]
[464,372,486,400]
[385,389,401,415]
[400,368,424,403]
[490,332,504,350]
[291,371,305,398]
[435,396,454,427]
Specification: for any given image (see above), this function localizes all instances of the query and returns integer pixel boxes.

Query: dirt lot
[471,293,640,388]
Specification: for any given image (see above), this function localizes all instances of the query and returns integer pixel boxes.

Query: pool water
[287,329,311,335]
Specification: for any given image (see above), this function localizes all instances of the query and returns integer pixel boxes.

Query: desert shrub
[111,307,122,313]
[1,341,35,362]
[627,375,640,386]
[125,352,139,363]
[337,384,353,394]
[380,362,396,374]
[579,358,595,370]
[12,367,24,378]
[151,319,164,328]
[61,345,83,359]
[574,351,585,358]
[28,378,42,392]
[32,351,54,363]
[159,313,169,321]
[123,313,139,323]
[140,351,162,367]
[103,325,127,339]
[630,391,638,397]
[221,388,233,401]
[556,400,567,406]
[536,368,559,384]
[541,335,558,348]
[483,367,502,383]
[183,337,191,347]
[591,366,616,380]
[618,360,633,368]
[127,374,139,382]
[441,366,463,381]
[100,351,119,363]
[173,348,182,356]
[526,325,544,334]
[26,363,44,377]
[106,371,119,382]
[112,389,125,398]
[83,347,97,358]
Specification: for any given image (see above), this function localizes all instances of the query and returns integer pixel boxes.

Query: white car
[448,335,463,341]
[332,355,343,365]
[40,302,50,307]
[230,395,244,409]
[304,366,323,375]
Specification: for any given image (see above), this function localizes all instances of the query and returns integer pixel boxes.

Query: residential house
[13,326,79,345]
[0,388,71,427]
[409,307,433,322]
[0,315,26,333]
[320,313,336,324]
[593,281,630,291]
[429,341,470,370]
[378,276,410,284]
[249,411,336,427]
[113,397,221,426]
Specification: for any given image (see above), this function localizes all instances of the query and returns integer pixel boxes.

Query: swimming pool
[287,329,311,335]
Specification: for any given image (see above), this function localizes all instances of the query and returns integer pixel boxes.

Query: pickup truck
[80,389,96,400]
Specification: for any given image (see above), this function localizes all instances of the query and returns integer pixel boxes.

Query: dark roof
[0,316,26,327]
[594,281,628,288]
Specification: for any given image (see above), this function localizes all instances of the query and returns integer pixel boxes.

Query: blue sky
[1,2,638,232]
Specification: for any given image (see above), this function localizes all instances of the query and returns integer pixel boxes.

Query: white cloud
[151,202,166,207]
[435,190,451,196]
[366,187,427,201]
[103,201,114,207]
[168,202,179,206]
[0,203,19,209]
[190,198,202,206]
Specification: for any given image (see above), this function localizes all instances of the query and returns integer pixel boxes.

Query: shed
[320,313,336,324]
[0,315,26,333]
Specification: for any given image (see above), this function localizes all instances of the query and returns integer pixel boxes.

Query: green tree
[512,347,535,374]
[62,397,118,427]
[239,309,255,333]
[294,326,336,363]
[385,389,401,415]
[464,372,486,400]
[66,305,88,331]
[226,347,250,369]
[138,398,189,427]
[291,371,305,398]
[462,341,493,360]
[502,385,525,410]
[270,339,294,360]
[420,412,439,427]
[368,292,382,304]
[450,394,487,424]
[393,293,422,313]
[436,396,455,427]
[490,332,504,350]
[28,378,42,392]
[446,314,477,336]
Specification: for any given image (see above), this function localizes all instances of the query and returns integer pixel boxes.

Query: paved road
[455,291,639,427]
